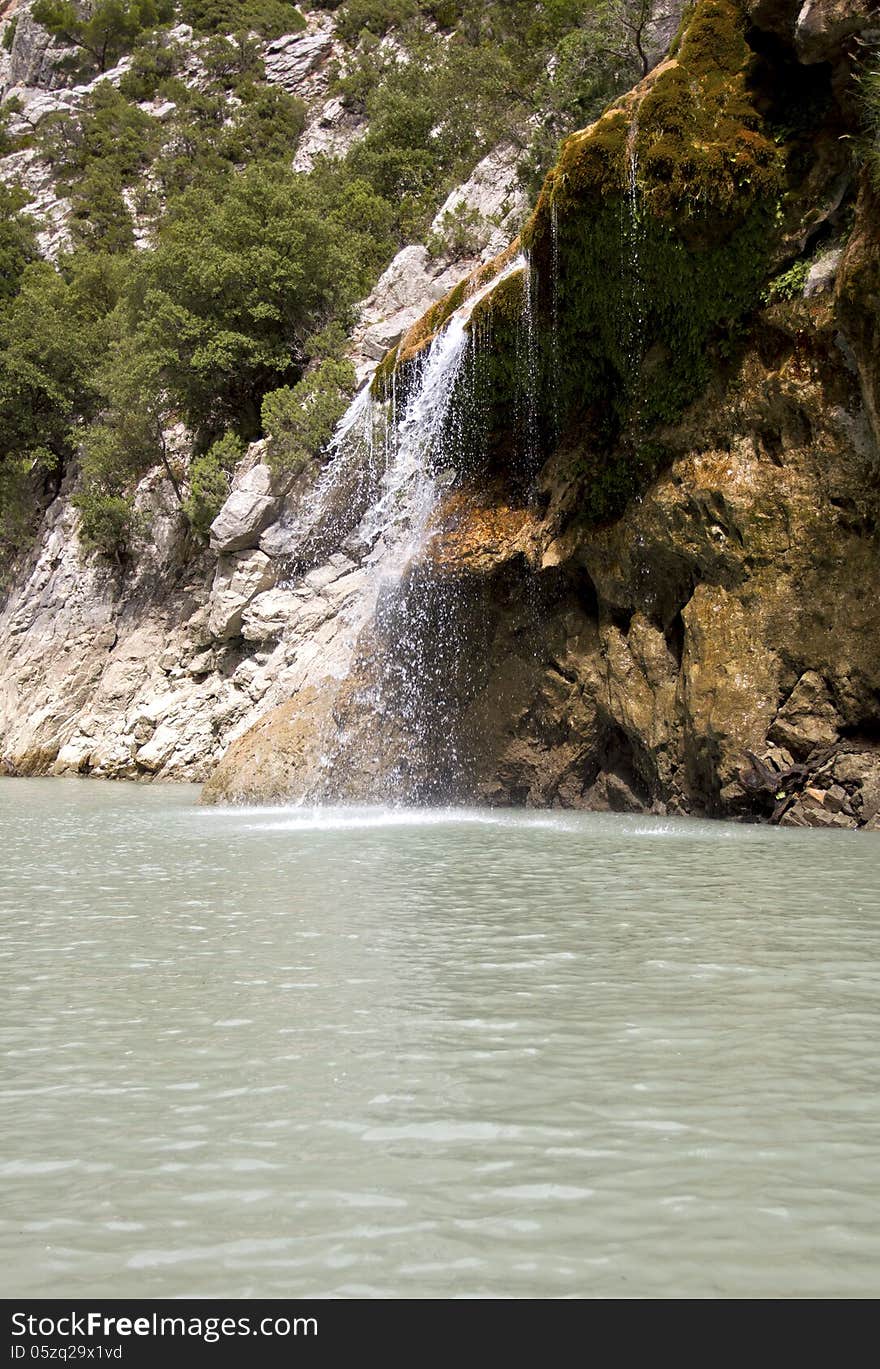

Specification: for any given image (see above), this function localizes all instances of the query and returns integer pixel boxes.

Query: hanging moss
[372,0,788,524]
[370,341,401,399]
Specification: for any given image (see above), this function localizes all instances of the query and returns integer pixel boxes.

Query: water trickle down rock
[203,254,528,805]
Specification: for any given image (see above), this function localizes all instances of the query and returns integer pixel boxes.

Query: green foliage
[2,16,17,53]
[862,61,880,189]
[124,165,371,439]
[334,0,418,44]
[32,0,175,74]
[200,32,265,87]
[73,487,138,559]
[0,185,38,305]
[763,258,810,303]
[118,28,187,99]
[221,81,307,162]
[38,82,159,250]
[183,431,243,535]
[262,358,355,474]
[179,0,306,37]
[427,203,486,261]
[0,251,123,559]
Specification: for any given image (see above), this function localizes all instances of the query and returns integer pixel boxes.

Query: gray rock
[263,27,333,92]
[779,792,854,828]
[795,0,873,65]
[135,723,179,774]
[240,588,302,642]
[207,551,276,641]
[5,1,75,93]
[210,488,279,553]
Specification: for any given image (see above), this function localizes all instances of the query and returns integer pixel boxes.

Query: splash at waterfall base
[204,0,880,828]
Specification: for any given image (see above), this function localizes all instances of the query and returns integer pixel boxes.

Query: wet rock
[588,770,647,813]
[804,247,843,297]
[779,791,854,827]
[768,672,841,759]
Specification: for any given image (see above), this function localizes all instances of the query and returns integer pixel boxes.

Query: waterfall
[287,252,527,587]
[623,114,645,427]
[278,252,528,800]
[549,196,562,445]
[518,252,540,472]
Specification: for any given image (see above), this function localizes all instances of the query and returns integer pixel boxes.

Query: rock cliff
[2,0,880,831]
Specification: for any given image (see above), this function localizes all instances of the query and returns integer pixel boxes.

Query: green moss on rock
[371,0,788,524]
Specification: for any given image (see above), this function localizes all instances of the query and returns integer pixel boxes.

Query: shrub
[763,259,810,303]
[73,488,138,560]
[118,29,186,100]
[262,358,355,474]
[32,0,175,74]
[334,0,418,45]
[184,432,244,535]
[427,203,486,260]
[179,0,306,38]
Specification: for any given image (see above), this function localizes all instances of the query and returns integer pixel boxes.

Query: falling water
[340,251,527,578]
[518,252,541,473]
[549,196,562,444]
[623,114,645,429]
[278,253,529,800]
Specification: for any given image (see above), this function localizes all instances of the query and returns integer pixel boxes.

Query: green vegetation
[863,60,880,189]
[32,1,175,74]
[0,0,662,561]
[763,259,810,303]
[262,356,356,475]
[183,431,243,536]
[0,187,37,305]
[179,0,305,37]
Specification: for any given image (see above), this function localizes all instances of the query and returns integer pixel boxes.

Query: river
[2,778,879,1297]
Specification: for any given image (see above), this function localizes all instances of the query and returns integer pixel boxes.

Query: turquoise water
[2,778,879,1297]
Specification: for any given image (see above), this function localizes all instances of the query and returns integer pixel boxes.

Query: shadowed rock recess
[3,0,880,830]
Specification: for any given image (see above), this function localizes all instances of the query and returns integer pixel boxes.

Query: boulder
[207,551,276,641]
[135,723,179,774]
[210,488,278,553]
[768,671,841,759]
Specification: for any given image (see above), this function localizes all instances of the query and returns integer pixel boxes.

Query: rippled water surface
[2,778,880,1298]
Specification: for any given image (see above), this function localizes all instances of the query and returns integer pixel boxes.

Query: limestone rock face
[794,0,874,63]
[207,551,276,641]
[3,0,73,94]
